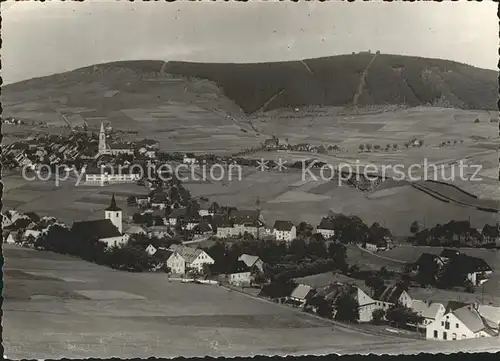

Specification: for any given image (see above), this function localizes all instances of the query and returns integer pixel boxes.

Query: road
[3,244,499,359]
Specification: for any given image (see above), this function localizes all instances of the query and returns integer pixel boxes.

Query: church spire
[105,193,121,211]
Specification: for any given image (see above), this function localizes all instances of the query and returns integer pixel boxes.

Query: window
[443,332,447,340]
[452,333,457,340]
[116,212,119,217]
[434,330,438,339]
[462,334,466,339]
[456,323,459,328]
[445,322,450,330]
[441,321,444,326]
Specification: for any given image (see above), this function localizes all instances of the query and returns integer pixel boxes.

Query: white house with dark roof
[316,218,336,239]
[227,261,253,287]
[167,244,214,274]
[426,304,500,340]
[273,220,296,242]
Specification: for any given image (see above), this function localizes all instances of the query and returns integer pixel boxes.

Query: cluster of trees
[372,304,424,328]
[203,236,349,281]
[410,220,499,248]
[35,225,172,272]
[358,143,400,152]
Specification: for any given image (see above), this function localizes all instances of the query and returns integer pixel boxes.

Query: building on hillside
[167,244,215,274]
[373,284,413,309]
[146,226,172,239]
[70,195,127,248]
[288,284,315,307]
[227,261,253,287]
[273,220,297,242]
[316,219,336,239]
[426,304,500,340]
[83,166,140,186]
[410,300,446,329]
[145,244,158,256]
[4,231,18,244]
[238,254,264,273]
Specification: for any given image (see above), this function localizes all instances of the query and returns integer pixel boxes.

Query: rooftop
[273,220,294,232]
[70,219,121,240]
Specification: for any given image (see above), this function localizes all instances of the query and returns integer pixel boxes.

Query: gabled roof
[273,220,294,231]
[415,253,444,266]
[229,209,261,224]
[168,244,207,265]
[317,218,335,230]
[373,284,407,304]
[105,194,121,212]
[238,254,261,268]
[193,222,212,233]
[448,254,493,273]
[453,305,494,334]
[290,284,314,300]
[70,219,121,240]
[477,305,500,324]
[411,300,444,320]
[228,260,251,274]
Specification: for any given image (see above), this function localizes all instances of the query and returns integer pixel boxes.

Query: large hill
[3,54,497,117]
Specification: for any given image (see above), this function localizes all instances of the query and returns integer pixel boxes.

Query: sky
[2,0,498,84]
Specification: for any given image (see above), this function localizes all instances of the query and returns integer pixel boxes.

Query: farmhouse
[410,300,446,328]
[238,254,264,273]
[426,304,499,340]
[445,253,494,286]
[167,244,215,274]
[288,284,315,307]
[4,231,18,244]
[316,219,336,239]
[272,220,297,242]
[227,261,253,287]
[373,284,413,309]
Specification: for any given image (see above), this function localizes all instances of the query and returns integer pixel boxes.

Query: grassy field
[3,244,447,359]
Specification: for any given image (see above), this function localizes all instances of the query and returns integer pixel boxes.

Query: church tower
[104,194,122,233]
[98,121,107,154]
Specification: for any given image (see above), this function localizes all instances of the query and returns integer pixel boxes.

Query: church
[70,194,128,248]
[96,121,134,157]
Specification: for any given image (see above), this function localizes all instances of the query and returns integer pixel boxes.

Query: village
[3,122,500,344]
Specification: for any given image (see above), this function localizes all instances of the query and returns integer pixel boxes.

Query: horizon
[2,1,497,84]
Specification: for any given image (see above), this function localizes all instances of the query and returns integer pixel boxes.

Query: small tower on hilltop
[98,121,108,154]
[105,193,122,233]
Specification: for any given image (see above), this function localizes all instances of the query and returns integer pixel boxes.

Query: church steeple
[104,193,122,233]
[105,193,121,211]
[98,121,107,153]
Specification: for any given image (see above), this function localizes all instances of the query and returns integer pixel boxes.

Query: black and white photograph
[1,0,499,359]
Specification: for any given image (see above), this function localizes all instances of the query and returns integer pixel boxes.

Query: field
[4,244,500,358]
[182,167,497,237]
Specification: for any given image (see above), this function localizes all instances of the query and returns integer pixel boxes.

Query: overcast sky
[2,0,498,84]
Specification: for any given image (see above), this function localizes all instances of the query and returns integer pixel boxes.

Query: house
[316,218,335,239]
[410,300,446,328]
[150,193,169,210]
[263,137,279,149]
[198,201,214,217]
[183,153,197,165]
[426,304,500,340]
[2,213,13,228]
[147,226,172,239]
[108,143,134,156]
[238,254,264,273]
[309,282,378,322]
[167,244,215,274]
[414,253,446,273]
[185,218,202,231]
[288,284,315,307]
[4,231,18,244]
[273,220,297,242]
[227,261,253,287]
[373,283,413,309]
[124,225,146,236]
[446,254,494,286]
[192,222,213,236]
[23,229,41,241]
[135,195,150,207]
[168,208,187,226]
[145,244,158,256]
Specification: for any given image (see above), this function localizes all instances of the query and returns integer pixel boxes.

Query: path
[352,53,378,108]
